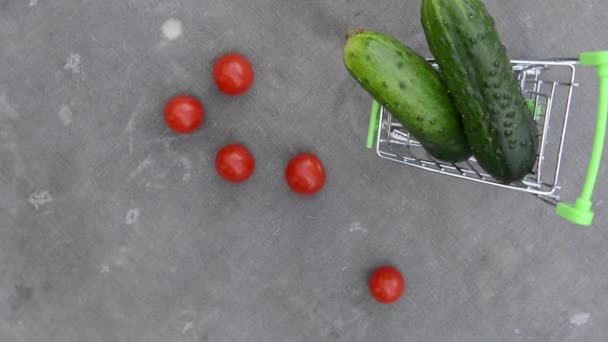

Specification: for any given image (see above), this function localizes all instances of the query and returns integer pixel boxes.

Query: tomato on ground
[285,152,326,195]
[213,52,254,95]
[215,144,255,183]
[164,94,204,134]
[368,265,405,304]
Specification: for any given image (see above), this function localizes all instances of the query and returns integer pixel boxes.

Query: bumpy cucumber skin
[421,0,539,183]
[343,30,471,163]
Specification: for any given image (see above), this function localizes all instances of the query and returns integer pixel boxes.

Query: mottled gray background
[1,0,607,341]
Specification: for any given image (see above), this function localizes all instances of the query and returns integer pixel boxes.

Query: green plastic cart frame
[366,51,608,227]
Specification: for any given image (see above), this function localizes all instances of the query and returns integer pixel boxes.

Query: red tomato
[368,265,405,304]
[213,52,254,95]
[164,94,204,134]
[215,144,255,183]
[285,152,326,195]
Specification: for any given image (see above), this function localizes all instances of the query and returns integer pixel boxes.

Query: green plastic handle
[367,100,381,149]
[556,50,608,226]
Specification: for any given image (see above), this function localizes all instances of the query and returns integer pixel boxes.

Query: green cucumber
[421,0,539,183]
[343,30,471,163]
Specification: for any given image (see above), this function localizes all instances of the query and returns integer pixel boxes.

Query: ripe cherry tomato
[285,152,326,195]
[164,94,204,134]
[213,52,254,95]
[215,144,255,183]
[368,265,405,304]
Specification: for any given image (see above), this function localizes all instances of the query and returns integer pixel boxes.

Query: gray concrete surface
[1,0,607,341]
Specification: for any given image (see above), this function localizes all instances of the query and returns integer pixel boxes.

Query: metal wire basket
[365,51,608,226]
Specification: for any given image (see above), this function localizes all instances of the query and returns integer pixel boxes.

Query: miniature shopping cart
[365,51,608,226]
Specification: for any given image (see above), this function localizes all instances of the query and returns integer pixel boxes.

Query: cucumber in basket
[421,0,539,183]
[343,30,471,163]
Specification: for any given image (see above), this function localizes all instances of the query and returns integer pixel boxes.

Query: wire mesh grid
[374,59,579,203]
